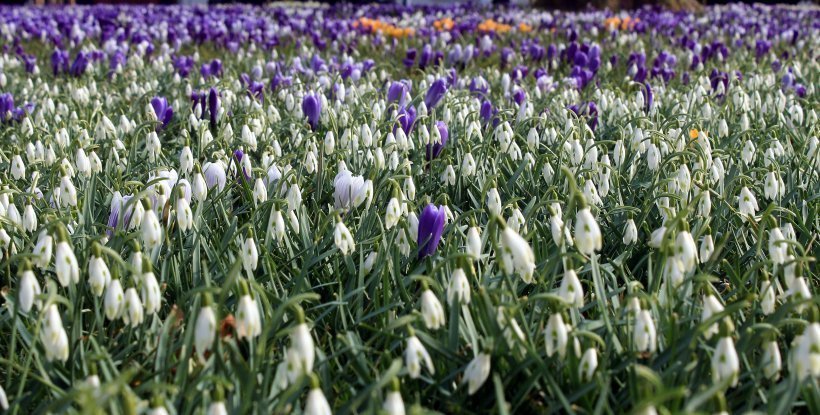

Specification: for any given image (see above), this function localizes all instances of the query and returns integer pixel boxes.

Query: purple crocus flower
[417,203,446,258]
[387,81,409,107]
[643,82,653,112]
[395,105,416,134]
[426,121,448,161]
[151,96,173,130]
[51,50,69,75]
[201,59,223,78]
[403,48,417,68]
[302,93,322,131]
[0,93,15,122]
[208,88,219,129]
[69,52,89,77]
[424,79,447,110]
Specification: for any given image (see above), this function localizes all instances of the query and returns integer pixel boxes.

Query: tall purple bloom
[387,81,409,107]
[426,121,448,161]
[69,52,89,77]
[418,204,446,258]
[302,93,322,131]
[424,79,447,110]
[208,87,219,129]
[395,105,416,134]
[51,50,69,75]
[151,96,173,130]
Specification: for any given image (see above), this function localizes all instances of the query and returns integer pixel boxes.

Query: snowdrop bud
[447,268,471,305]
[242,235,259,275]
[405,334,434,379]
[760,279,776,315]
[22,204,37,233]
[123,287,144,326]
[500,227,536,283]
[675,231,698,272]
[176,197,193,232]
[180,146,193,175]
[461,153,476,177]
[10,155,25,180]
[304,381,332,415]
[385,197,401,230]
[463,353,491,395]
[420,289,445,330]
[192,172,207,202]
[701,294,725,339]
[323,131,335,155]
[738,187,759,220]
[287,183,302,211]
[18,268,41,313]
[60,174,77,206]
[579,348,598,380]
[141,269,161,315]
[792,323,820,380]
[712,336,739,387]
[574,208,602,255]
[195,303,216,362]
[545,313,569,358]
[383,383,405,415]
[236,292,261,340]
[623,219,638,245]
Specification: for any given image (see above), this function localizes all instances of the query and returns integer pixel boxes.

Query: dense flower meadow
[0,2,818,414]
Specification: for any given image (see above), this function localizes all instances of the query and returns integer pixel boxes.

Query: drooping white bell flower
[420,289,445,330]
[447,268,471,306]
[559,269,584,308]
[195,302,216,362]
[334,221,355,255]
[141,207,162,250]
[55,239,79,287]
[40,304,69,362]
[466,226,482,259]
[405,334,434,379]
[104,279,124,320]
[500,226,536,284]
[18,268,41,313]
[463,353,491,395]
[236,292,262,340]
[623,219,638,245]
[579,347,598,381]
[88,252,111,297]
[711,336,739,387]
[141,268,162,316]
[737,186,759,221]
[574,208,602,255]
[634,309,657,353]
[123,287,144,326]
[762,340,782,380]
[545,313,569,358]
[486,188,502,216]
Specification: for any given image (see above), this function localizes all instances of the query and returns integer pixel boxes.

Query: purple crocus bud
[150,96,173,130]
[208,88,219,129]
[424,79,447,110]
[233,149,251,182]
[426,121,448,161]
[51,49,69,75]
[513,89,526,106]
[69,52,89,77]
[395,105,416,134]
[643,82,653,112]
[480,100,494,124]
[0,93,14,122]
[419,44,433,70]
[794,84,806,98]
[403,48,417,68]
[417,203,446,258]
[302,93,322,131]
[387,81,408,107]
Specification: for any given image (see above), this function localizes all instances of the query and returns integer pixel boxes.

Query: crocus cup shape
[151,97,173,129]
[387,81,409,107]
[302,93,322,131]
[418,204,446,258]
[424,79,447,110]
[426,121,448,161]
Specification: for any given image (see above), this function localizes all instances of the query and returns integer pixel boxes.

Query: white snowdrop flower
[664,257,685,288]
[507,208,526,234]
[786,277,811,312]
[148,405,169,415]
[463,353,491,395]
[634,309,657,353]
[405,334,434,379]
[738,186,758,220]
[130,201,145,230]
[5,203,20,227]
[334,221,356,255]
[385,197,402,230]
[55,240,79,287]
[195,303,216,362]
[545,313,569,358]
[792,323,820,380]
[18,268,41,313]
[550,213,572,247]
[768,227,787,265]
[447,268,471,306]
[10,155,25,180]
[60,174,77,206]
[701,294,724,339]
[623,219,638,245]
[323,131,335,155]
[304,384,332,415]
[176,196,193,232]
[396,228,411,257]
[89,151,102,174]
[579,348,598,381]
[699,191,712,217]
[718,118,728,138]
[712,336,739,387]
[760,279,776,315]
[542,162,555,184]
[206,401,227,415]
[762,341,781,380]
[236,293,262,340]
[559,269,584,308]
[466,226,482,259]
[613,140,626,168]
[404,177,415,201]
[141,270,161,316]
[269,210,286,243]
[239,234,258,276]
[700,234,715,263]
[486,188,502,216]
[141,208,162,250]
[305,150,317,174]
[0,383,7,411]
[75,148,90,177]
[461,153,476,177]
[499,226,536,283]
[104,279,124,320]
[251,178,267,205]
[441,164,456,185]
[286,321,316,382]
[123,287,144,326]
[363,251,378,275]
[420,289,445,330]
[574,208,602,255]
[741,140,756,165]
[383,389,405,415]
[674,231,698,273]
[22,204,37,233]
[40,304,69,363]
[88,254,110,298]
[646,143,660,171]
[192,172,208,202]
[764,171,779,200]
[179,146,194,175]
